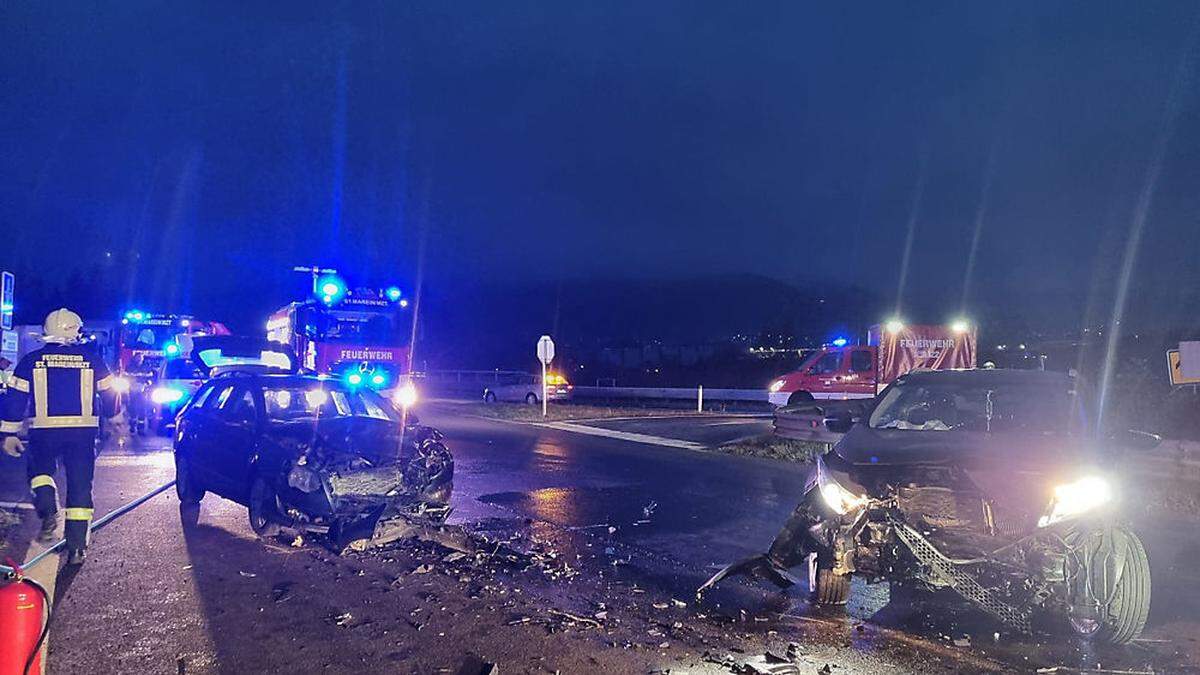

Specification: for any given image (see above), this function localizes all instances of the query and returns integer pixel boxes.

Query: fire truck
[117,310,231,433]
[767,320,977,406]
[266,274,412,390]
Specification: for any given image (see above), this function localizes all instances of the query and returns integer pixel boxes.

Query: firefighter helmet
[43,308,83,344]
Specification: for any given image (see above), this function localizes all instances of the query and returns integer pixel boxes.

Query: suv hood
[834,424,1089,472]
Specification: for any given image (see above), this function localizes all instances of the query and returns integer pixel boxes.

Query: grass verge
[715,434,829,463]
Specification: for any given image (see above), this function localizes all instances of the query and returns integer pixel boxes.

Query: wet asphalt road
[1,409,1198,673]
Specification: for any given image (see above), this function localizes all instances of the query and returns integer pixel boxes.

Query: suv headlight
[1037,475,1113,528]
[816,460,869,515]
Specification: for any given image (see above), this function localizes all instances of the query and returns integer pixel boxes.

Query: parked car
[482,371,572,405]
[701,368,1158,644]
[173,371,452,545]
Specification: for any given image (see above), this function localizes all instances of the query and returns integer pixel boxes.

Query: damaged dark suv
[173,372,453,548]
[701,369,1158,644]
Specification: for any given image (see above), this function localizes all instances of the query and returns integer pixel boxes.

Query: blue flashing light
[831,337,848,347]
[315,274,347,305]
[370,373,387,387]
[346,372,363,386]
[398,298,409,308]
[125,310,146,322]
[164,343,181,357]
[385,286,402,302]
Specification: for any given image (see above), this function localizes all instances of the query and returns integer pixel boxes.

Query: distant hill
[414,274,881,369]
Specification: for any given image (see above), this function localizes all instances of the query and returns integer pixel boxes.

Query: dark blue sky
[3,1,1199,328]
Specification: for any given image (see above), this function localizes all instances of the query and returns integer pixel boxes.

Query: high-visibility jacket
[0,343,117,434]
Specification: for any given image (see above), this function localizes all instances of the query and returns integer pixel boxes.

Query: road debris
[455,655,499,675]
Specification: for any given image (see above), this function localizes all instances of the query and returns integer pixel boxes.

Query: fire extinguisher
[0,558,50,675]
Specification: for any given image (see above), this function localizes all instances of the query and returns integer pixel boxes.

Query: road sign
[1180,341,1200,380]
[537,335,555,365]
[1166,349,1200,386]
[1,271,13,331]
[536,335,555,418]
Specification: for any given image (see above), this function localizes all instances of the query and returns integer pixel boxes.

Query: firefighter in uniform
[1,309,118,565]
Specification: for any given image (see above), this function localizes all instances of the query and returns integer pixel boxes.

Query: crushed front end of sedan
[269,413,455,550]
[700,369,1159,644]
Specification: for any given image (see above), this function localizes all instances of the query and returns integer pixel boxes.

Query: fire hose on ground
[0,479,176,674]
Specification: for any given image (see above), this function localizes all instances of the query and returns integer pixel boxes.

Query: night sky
[3,2,1200,332]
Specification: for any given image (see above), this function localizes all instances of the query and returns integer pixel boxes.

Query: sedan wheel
[484,391,497,403]
[525,393,539,406]
[248,476,283,539]
[175,456,204,505]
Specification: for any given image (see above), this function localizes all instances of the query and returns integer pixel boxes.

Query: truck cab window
[850,350,873,373]
[809,351,842,375]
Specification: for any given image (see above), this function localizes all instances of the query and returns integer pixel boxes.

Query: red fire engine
[266,273,412,390]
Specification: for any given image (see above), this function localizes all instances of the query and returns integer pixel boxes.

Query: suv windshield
[868,381,1083,434]
[262,384,396,422]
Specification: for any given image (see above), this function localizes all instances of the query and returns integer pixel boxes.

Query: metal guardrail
[571,386,767,403]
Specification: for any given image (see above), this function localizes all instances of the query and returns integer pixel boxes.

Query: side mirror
[823,411,854,434]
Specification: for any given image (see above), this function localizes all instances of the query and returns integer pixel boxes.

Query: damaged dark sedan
[701,369,1158,644]
[173,372,453,549]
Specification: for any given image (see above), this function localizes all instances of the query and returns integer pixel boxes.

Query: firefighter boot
[65,547,86,566]
[37,513,58,543]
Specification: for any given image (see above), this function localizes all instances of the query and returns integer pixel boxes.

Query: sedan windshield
[868,381,1083,434]
[263,385,396,422]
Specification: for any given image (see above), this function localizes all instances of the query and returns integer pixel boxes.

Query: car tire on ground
[175,455,205,505]
[813,568,851,605]
[787,391,815,406]
[484,391,497,403]
[248,476,283,539]
[525,393,539,406]
[1067,527,1152,645]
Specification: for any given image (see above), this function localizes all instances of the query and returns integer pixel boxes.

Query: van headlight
[769,379,786,393]
[1037,475,1113,528]
[817,461,869,515]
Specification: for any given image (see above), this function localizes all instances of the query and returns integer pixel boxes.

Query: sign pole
[536,335,556,419]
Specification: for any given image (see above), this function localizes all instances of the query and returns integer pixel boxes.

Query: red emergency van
[766,322,977,406]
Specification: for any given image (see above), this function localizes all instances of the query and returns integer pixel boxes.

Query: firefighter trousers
[26,428,97,551]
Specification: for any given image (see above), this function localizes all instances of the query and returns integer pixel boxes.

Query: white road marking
[0,500,36,510]
[534,421,707,451]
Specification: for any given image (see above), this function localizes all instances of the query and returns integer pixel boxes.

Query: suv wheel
[813,567,851,605]
[1067,527,1151,644]
[248,476,283,539]
[175,455,205,505]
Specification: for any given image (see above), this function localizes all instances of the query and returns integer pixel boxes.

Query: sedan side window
[191,383,217,409]
[208,385,236,409]
[221,387,258,424]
